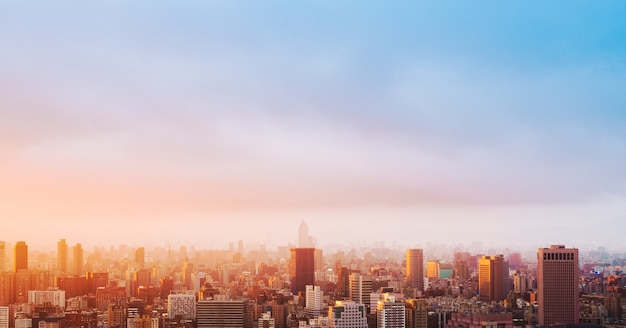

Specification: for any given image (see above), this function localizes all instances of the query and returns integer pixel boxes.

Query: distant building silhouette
[537,245,579,325]
[0,241,5,272]
[135,247,145,270]
[13,241,27,273]
[298,221,315,248]
[57,239,68,274]
[72,243,83,276]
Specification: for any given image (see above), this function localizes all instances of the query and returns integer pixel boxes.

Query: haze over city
[2,2,626,251]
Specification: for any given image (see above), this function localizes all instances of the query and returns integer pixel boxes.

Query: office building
[28,289,66,308]
[405,299,427,328]
[197,299,252,328]
[426,261,439,279]
[336,266,350,298]
[57,239,68,274]
[478,255,508,303]
[167,292,196,320]
[0,306,8,328]
[135,247,145,270]
[349,273,372,310]
[377,293,405,328]
[537,245,579,325]
[72,243,83,276]
[14,242,27,272]
[406,249,424,294]
[305,285,323,316]
[290,248,315,297]
[0,242,5,272]
[328,301,368,328]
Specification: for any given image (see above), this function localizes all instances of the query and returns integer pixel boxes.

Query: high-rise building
[197,299,252,328]
[406,249,424,294]
[336,266,350,298]
[0,272,15,305]
[0,242,5,272]
[513,272,529,293]
[537,245,579,325]
[13,242,27,273]
[349,273,372,310]
[135,247,145,270]
[405,299,428,328]
[377,293,405,328]
[57,239,68,274]
[328,301,368,328]
[454,259,469,280]
[290,248,315,297]
[305,285,323,316]
[426,261,439,279]
[478,255,508,302]
[72,244,83,276]
[0,306,8,328]
[167,292,196,320]
[298,221,315,248]
[314,249,324,272]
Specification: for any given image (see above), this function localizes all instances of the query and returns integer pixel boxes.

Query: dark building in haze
[14,241,28,272]
[290,248,315,298]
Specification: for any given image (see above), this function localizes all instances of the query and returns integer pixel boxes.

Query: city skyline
[2,2,626,249]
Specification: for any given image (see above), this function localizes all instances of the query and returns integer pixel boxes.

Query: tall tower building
[13,242,27,272]
[0,242,5,272]
[290,248,315,297]
[135,247,145,270]
[478,255,508,302]
[405,249,424,294]
[349,273,372,310]
[298,221,314,248]
[57,239,68,274]
[537,245,579,326]
[72,244,83,276]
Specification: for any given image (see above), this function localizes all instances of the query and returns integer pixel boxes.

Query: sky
[1,1,626,252]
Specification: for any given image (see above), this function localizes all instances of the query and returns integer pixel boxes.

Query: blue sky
[1,2,626,250]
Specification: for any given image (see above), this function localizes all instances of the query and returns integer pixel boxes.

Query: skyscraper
[478,255,508,303]
[298,221,315,248]
[135,247,145,270]
[72,244,83,276]
[349,273,373,311]
[13,242,27,273]
[537,245,579,325]
[406,249,424,294]
[290,248,315,297]
[57,239,68,274]
[0,242,5,272]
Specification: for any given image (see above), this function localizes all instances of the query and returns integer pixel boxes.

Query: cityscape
[0,221,624,328]
[2,1,626,328]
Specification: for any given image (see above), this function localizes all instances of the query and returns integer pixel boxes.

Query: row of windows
[543,252,575,261]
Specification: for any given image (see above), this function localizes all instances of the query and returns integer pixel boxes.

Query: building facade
[537,245,579,325]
